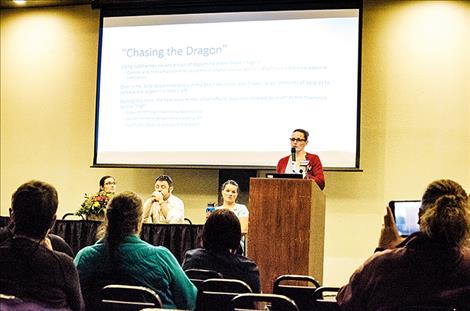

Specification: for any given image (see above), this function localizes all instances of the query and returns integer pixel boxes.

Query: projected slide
[96,9,360,168]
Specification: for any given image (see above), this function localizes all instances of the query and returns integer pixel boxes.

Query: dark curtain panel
[0,217,203,263]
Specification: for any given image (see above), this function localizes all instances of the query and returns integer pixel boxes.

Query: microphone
[291,147,296,161]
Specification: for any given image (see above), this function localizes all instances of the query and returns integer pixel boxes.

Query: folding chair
[230,293,299,311]
[100,284,162,311]
[398,306,458,311]
[0,293,71,311]
[198,278,252,311]
[313,287,340,300]
[61,213,84,220]
[272,274,321,311]
[185,269,223,289]
[311,287,340,311]
[82,272,141,310]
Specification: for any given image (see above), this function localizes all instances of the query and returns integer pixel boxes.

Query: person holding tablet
[276,129,325,190]
[337,179,470,310]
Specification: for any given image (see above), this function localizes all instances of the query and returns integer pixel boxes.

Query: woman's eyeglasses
[290,138,306,142]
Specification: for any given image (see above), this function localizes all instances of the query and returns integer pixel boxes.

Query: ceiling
[0,0,91,9]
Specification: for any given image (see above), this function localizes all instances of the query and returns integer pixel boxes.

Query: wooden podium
[247,178,326,293]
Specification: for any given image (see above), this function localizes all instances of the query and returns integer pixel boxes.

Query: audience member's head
[419,179,469,246]
[203,209,241,252]
[99,175,116,193]
[11,180,58,239]
[99,191,143,261]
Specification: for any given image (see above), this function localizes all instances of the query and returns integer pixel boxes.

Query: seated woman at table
[99,175,116,193]
[74,191,197,310]
[77,176,117,220]
[182,209,260,293]
[216,180,248,234]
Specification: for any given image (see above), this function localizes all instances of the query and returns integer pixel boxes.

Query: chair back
[398,307,457,311]
[230,293,299,311]
[185,269,223,290]
[185,268,223,280]
[313,287,340,300]
[198,278,252,311]
[0,293,72,311]
[61,213,84,220]
[310,287,340,311]
[82,272,141,310]
[272,274,321,311]
[100,284,162,311]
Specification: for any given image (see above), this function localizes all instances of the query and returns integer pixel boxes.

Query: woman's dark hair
[221,180,239,193]
[98,191,143,264]
[203,209,241,251]
[420,179,469,246]
[12,180,58,239]
[99,175,114,191]
[292,128,309,141]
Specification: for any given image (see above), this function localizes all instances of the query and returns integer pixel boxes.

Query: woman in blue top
[74,191,197,310]
[216,180,249,234]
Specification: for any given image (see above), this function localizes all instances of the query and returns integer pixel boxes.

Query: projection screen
[95,8,361,169]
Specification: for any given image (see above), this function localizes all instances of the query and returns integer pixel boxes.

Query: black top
[182,248,261,293]
[0,237,84,310]
[0,225,74,257]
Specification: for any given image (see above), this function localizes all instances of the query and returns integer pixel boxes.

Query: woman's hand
[378,206,404,249]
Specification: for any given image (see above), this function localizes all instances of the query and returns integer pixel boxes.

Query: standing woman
[74,191,197,310]
[217,180,248,234]
[99,175,116,193]
[276,128,325,190]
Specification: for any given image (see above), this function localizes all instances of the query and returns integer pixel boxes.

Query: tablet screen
[389,200,421,237]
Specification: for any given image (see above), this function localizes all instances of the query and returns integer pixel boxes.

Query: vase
[86,214,105,221]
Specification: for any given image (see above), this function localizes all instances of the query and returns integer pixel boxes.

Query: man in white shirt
[142,175,184,224]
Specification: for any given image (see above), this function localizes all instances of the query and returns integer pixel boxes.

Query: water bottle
[206,203,215,219]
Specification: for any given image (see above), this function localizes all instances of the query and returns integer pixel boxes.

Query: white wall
[1,1,469,286]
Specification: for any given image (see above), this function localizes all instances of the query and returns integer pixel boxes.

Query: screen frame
[92,0,363,170]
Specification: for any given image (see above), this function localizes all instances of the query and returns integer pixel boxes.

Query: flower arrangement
[76,190,113,218]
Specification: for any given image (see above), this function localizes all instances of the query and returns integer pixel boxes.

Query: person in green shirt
[74,191,197,310]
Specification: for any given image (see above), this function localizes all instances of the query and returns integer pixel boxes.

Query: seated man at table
[0,180,84,310]
[182,209,261,293]
[143,175,185,224]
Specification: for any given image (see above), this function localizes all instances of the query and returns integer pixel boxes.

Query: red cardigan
[276,152,325,190]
